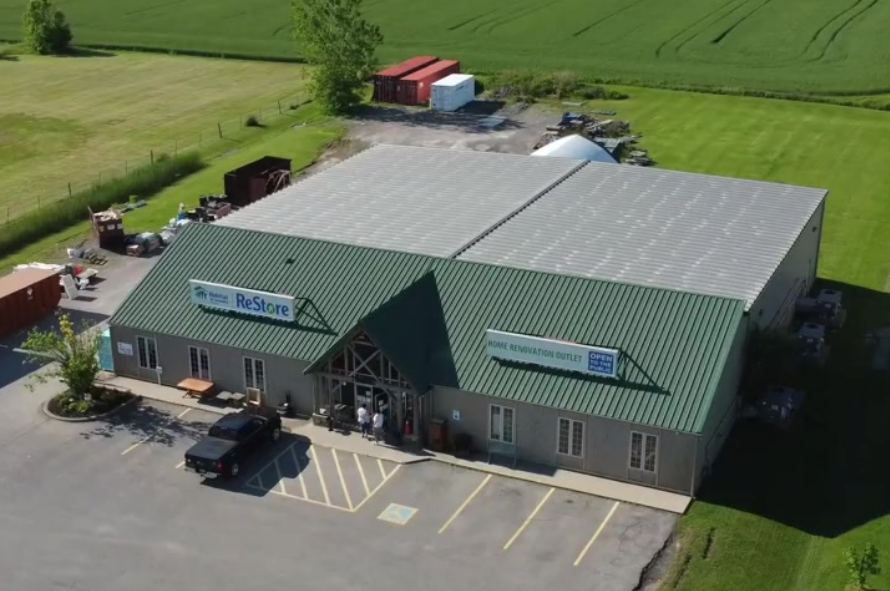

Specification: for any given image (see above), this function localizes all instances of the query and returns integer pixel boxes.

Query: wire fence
[0,91,311,226]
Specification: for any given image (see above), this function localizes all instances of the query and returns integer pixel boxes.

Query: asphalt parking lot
[0,399,676,591]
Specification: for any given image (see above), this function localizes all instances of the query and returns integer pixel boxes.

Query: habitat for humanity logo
[193,284,229,306]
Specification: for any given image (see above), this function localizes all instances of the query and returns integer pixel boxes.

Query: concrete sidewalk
[99,374,692,514]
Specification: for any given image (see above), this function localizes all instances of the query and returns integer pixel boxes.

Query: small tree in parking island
[291,0,382,114]
[22,314,100,402]
[22,0,72,55]
[844,543,881,590]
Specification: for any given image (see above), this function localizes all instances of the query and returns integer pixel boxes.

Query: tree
[22,313,100,401]
[291,0,382,114]
[845,544,881,590]
[22,0,72,55]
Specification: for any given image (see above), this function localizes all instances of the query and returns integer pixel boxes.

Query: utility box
[428,417,448,452]
[223,156,292,207]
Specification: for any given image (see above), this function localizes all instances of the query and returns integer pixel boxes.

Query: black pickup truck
[184,408,282,478]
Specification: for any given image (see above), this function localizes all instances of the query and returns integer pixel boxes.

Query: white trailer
[430,74,476,112]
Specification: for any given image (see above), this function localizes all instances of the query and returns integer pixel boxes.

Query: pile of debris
[533,112,653,165]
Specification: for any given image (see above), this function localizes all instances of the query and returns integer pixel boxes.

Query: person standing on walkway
[372,410,384,445]
[357,404,370,439]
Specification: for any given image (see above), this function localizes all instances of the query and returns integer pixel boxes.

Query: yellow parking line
[574,501,620,567]
[377,459,387,480]
[176,408,191,419]
[354,453,371,496]
[331,449,354,510]
[503,487,555,550]
[352,464,402,513]
[275,457,287,495]
[310,446,332,505]
[438,474,492,534]
[290,445,309,499]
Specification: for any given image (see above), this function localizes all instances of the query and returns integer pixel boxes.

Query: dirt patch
[342,103,556,155]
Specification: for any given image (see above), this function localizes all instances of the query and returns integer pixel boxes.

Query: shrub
[22,0,72,55]
[0,152,203,257]
[245,114,261,127]
[845,544,881,590]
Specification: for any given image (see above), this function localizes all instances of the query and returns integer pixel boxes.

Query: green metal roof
[111,223,746,433]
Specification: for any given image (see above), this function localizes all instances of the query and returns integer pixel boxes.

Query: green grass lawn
[0,110,345,271]
[2,0,890,93]
[0,52,311,222]
[574,88,890,591]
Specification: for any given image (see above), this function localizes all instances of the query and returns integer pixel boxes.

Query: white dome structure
[531,134,616,164]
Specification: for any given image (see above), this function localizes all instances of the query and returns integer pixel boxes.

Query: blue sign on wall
[587,351,616,377]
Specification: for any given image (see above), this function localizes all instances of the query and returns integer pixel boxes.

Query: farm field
[0,116,345,271]
[1,0,889,93]
[0,52,310,222]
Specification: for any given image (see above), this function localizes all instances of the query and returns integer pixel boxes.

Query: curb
[42,395,142,423]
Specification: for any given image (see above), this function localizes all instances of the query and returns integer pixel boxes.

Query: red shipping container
[0,268,61,339]
[397,60,461,105]
[373,56,439,103]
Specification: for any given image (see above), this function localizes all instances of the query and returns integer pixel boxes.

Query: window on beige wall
[557,418,584,458]
[630,431,658,473]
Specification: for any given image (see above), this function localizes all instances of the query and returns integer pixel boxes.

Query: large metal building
[109,144,828,495]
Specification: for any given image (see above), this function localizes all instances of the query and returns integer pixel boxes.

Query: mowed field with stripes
[1,0,889,92]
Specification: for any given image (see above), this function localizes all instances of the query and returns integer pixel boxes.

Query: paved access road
[0,399,676,591]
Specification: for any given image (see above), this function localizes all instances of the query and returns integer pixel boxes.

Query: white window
[558,418,584,458]
[243,357,266,393]
[136,336,158,370]
[489,404,515,444]
[188,346,211,380]
[630,432,658,473]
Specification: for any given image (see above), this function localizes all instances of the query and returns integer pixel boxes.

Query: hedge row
[0,152,204,258]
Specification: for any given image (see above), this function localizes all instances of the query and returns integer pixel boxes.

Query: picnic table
[177,378,215,399]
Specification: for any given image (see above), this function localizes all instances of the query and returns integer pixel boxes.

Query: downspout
[690,435,699,497]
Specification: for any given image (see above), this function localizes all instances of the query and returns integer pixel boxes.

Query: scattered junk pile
[741,386,805,429]
[532,112,652,165]
[743,287,848,429]
[64,156,294,262]
[372,56,474,109]
[12,262,99,301]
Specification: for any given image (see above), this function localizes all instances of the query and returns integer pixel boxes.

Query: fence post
[98,171,102,184]
[125,160,128,173]
[175,140,178,156]
[240,116,243,129]
[278,100,282,114]
[68,182,72,198]
[151,150,154,165]
[199,131,203,146]
[217,123,222,138]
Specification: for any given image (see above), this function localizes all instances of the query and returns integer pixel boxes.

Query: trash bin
[428,418,448,452]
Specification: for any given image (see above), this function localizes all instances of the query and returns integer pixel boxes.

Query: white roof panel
[217,144,584,257]
[458,162,827,309]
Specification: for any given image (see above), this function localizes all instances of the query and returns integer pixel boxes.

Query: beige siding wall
[693,316,748,492]
[751,201,825,329]
[109,326,315,415]
[433,386,698,494]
